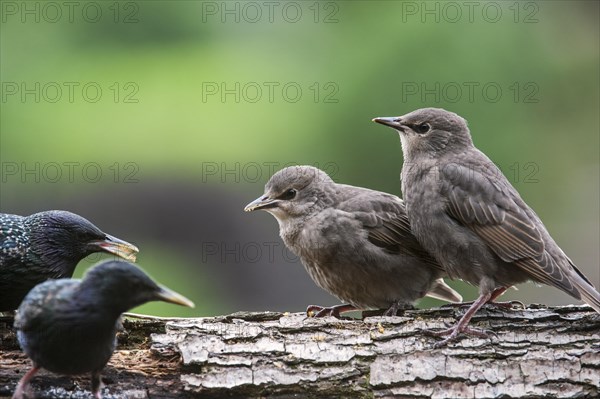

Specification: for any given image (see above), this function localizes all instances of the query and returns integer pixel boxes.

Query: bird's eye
[280,188,297,200]
[414,123,431,134]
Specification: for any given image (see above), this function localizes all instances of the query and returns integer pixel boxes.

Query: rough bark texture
[1,305,599,398]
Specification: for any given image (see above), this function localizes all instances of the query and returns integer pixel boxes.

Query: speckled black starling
[373,107,600,345]
[1,210,139,312]
[244,166,462,318]
[12,259,194,399]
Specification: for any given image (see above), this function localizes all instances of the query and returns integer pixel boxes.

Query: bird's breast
[18,313,118,375]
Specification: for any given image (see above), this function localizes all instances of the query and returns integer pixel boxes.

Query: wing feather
[440,163,580,297]
[338,189,443,271]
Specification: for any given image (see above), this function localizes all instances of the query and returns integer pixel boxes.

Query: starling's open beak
[244,195,279,212]
[372,117,405,132]
[155,285,195,308]
[93,235,139,262]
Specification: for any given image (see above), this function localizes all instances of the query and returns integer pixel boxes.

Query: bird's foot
[428,291,498,348]
[306,304,357,318]
[425,324,497,348]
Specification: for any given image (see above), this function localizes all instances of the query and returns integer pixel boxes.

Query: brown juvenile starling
[374,107,600,346]
[245,165,462,317]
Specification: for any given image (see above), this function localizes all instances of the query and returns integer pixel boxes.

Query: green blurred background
[1,1,598,316]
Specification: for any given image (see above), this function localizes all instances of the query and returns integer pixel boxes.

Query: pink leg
[488,287,507,302]
[91,371,103,399]
[428,290,495,348]
[441,286,524,309]
[306,304,358,318]
[486,287,525,309]
[12,365,40,399]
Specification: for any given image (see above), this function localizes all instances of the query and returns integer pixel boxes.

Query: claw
[429,325,494,348]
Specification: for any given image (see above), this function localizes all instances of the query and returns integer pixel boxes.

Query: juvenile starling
[374,108,600,345]
[12,259,194,399]
[244,166,462,317]
[1,210,139,311]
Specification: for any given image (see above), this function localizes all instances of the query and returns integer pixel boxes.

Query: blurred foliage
[1,1,598,315]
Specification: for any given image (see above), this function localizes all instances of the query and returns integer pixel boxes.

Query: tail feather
[574,275,600,313]
[524,252,600,313]
[566,258,600,313]
[426,278,463,303]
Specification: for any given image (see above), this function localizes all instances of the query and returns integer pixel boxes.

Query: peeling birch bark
[1,305,598,398]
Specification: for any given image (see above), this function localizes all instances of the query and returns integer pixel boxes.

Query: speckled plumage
[245,166,462,317]
[13,260,194,399]
[1,210,139,311]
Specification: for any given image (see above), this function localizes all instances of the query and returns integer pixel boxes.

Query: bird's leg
[427,291,494,348]
[487,286,507,302]
[306,304,357,318]
[440,287,524,310]
[485,287,525,309]
[384,302,400,317]
[91,371,103,399]
[12,365,40,399]
[383,301,413,316]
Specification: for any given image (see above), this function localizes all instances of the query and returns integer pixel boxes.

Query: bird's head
[26,211,139,270]
[373,108,472,160]
[244,165,334,223]
[80,260,194,314]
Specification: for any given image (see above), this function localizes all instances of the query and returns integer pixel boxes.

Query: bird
[1,210,139,312]
[373,107,600,345]
[12,259,194,399]
[244,165,462,318]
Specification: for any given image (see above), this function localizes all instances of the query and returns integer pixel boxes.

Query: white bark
[1,305,599,398]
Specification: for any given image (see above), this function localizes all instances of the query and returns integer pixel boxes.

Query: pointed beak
[244,195,279,212]
[93,234,139,262]
[372,116,405,132]
[154,285,195,308]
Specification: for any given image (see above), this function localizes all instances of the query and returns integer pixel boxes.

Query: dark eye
[280,188,297,200]
[414,123,431,134]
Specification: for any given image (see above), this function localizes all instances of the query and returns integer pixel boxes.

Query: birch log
[1,305,599,398]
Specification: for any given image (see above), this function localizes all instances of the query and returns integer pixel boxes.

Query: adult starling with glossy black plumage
[1,210,139,311]
[244,166,462,318]
[373,107,600,346]
[12,259,194,399]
